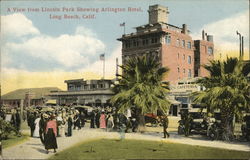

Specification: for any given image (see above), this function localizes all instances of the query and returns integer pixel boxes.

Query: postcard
[0,0,249,159]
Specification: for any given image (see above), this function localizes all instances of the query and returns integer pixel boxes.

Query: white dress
[33,118,40,138]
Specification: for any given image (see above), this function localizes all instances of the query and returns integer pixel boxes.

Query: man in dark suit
[27,112,36,137]
[160,115,170,138]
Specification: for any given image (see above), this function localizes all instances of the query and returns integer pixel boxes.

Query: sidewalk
[1,125,250,160]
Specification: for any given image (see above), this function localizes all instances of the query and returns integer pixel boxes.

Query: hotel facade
[117,4,215,115]
[118,4,214,84]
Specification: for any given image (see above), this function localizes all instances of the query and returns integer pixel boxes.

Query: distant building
[118,4,214,84]
[0,87,61,108]
[48,79,114,107]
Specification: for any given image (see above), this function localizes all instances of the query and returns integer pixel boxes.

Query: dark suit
[161,116,170,138]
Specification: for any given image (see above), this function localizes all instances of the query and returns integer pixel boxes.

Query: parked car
[189,111,208,135]
[144,113,159,127]
[178,108,208,136]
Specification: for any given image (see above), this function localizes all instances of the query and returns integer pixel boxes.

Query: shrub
[0,119,20,140]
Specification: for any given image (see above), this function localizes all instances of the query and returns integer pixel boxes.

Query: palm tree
[111,54,170,128]
[193,57,250,141]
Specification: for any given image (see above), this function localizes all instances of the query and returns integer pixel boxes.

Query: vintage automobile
[207,120,222,140]
[207,112,222,140]
[241,113,250,141]
[207,112,236,141]
[178,108,208,135]
[144,113,159,127]
[189,112,208,135]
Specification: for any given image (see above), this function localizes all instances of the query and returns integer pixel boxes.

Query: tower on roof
[148,4,169,24]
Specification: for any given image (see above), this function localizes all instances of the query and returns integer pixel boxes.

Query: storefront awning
[45,99,57,105]
[166,96,181,105]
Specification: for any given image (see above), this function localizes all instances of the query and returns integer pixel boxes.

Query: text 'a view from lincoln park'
[0,1,250,160]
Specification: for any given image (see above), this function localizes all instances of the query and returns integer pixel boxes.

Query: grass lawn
[1,134,30,149]
[50,139,250,159]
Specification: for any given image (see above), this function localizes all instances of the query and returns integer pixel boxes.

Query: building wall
[119,4,214,84]
[66,80,112,92]
[1,99,43,107]
[161,28,194,84]
[1,99,21,107]
[49,79,114,106]
[194,40,214,77]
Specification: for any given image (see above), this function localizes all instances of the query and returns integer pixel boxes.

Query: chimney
[207,35,213,42]
[148,4,169,24]
[182,24,187,34]
[202,30,205,40]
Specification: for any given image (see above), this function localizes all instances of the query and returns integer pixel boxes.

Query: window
[183,54,185,60]
[76,85,81,90]
[68,84,74,91]
[183,68,185,74]
[91,84,96,89]
[182,40,185,47]
[165,35,171,45]
[208,47,213,55]
[84,85,88,90]
[133,40,137,47]
[125,41,131,48]
[177,67,180,73]
[187,42,191,49]
[151,37,158,44]
[176,39,180,46]
[142,39,149,46]
[188,56,191,64]
[188,69,192,78]
[177,53,180,59]
[99,84,104,88]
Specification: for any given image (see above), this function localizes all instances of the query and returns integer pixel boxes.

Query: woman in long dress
[60,117,66,137]
[44,115,58,153]
[99,112,106,129]
[33,115,41,138]
[106,114,114,132]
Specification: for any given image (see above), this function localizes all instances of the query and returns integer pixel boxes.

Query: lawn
[1,134,30,149]
[50,139,250,159]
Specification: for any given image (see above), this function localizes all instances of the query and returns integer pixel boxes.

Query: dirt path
[1,125,250,160]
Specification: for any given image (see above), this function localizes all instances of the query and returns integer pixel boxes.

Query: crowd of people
[0,105,170,153]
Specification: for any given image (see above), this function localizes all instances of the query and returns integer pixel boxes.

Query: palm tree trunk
[221,109,234,141]
[136,108,146,132]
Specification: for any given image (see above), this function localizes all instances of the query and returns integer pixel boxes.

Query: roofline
[64,78,84,83]
[117,30,167,41]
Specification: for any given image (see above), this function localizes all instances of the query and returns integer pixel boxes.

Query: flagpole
[124,24,125,35]
[103,53,105,79]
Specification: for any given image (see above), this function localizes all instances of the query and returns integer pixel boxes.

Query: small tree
[0,119,20,140]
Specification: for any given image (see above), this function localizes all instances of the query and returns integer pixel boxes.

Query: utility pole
[236,31,244,60]
[241,36,244,59]
[116,58,118,80]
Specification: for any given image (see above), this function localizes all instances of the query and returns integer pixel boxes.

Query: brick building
[118,4,214,84]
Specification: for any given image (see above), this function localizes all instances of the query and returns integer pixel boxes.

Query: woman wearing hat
[44,115,58,153]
